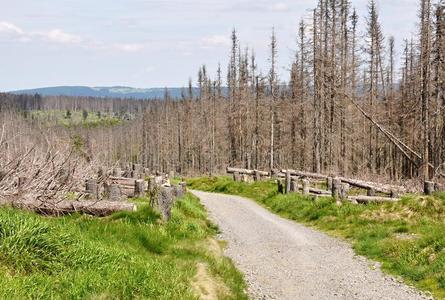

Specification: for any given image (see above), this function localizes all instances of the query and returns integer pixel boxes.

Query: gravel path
[191,190,431,300]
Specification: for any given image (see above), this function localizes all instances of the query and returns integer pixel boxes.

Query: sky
[0,0,420,91]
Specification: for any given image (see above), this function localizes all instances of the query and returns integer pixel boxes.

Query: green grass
[28,110,123,128]
[188,176,445,299]
[0,193,247,299]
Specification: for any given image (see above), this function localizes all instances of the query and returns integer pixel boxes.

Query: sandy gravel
[191,190,431,300]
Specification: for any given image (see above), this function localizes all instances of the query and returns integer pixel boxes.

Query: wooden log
[110,177,137,188]
[339,177,403,195]
[0,199,136,216]
[348,196,400,203]
[282,169,328,180]
[367,188,376,197]
[283,169,406,194]
[72,201,136,216]
[285,170,291,194]
[302,179,310,195]
[308,187,331,195]
[424,181,435,195]
[227,167,269,177]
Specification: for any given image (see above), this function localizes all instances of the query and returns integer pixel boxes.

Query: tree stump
[302,179,310,195]
[290,178,299,193]
[424,181,435,195]
[285,170,291,194]
[271,169,280,179]
[390,190,399,199]
[113,167,122,177]
[108,184,122,201]
[326,177,333,191]
[157,186,175,221]
[134,179,145,198]
[340,183,350,202]
[85,179,99,199]
[233,171,241,182]
[254,170,261,182]
[147,177,159,208]
[367,188,376,197]
[241,174,253,183]
[277,180,284,194]
[174,184,185,198]
[332,178,341,203]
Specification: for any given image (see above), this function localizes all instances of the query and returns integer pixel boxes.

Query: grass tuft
[0,193,247,299]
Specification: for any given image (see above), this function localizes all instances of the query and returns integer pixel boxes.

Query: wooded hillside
[3,0,445,184]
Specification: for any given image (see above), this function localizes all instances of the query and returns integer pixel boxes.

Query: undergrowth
[0,193,246,299]
[188,176,445,299]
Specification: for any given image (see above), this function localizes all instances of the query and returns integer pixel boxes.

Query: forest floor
[188,177,445,299]
[0,193,247,299]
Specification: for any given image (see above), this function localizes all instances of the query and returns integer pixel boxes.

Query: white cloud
[113,43,145,52]
[0,20,149,53]
[43,29,82,44]
[0,21,24,35]
[270,2,289,12]
[200,34,231,49]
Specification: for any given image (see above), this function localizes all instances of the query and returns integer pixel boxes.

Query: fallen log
[347,196,400,204]
[338,177,405,195]
[110,177,137,186]
[281,169,328,180]
[308,187,331,196]
[0,199,136,216]
[227,167,269,177]
[282,169,406,195]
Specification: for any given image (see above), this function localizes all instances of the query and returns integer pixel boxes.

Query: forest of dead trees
[1,0,445,184]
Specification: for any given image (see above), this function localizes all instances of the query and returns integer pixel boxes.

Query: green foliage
[29,109,123,128]
[0,194,246,299]
[188,177,445,299]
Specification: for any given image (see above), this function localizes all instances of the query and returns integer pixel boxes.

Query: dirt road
[191,190,430,300]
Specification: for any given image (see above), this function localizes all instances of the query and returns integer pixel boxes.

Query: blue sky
[0,0,419,91]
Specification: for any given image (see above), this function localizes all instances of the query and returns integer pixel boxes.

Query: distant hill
[10,86,199,100]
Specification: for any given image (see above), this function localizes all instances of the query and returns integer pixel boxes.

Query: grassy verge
[0,193,247,299]
[188,176,445,299]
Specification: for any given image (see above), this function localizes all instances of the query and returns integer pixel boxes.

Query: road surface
[191,190,430,300]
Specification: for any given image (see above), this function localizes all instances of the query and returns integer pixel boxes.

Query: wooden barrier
[227,166,410,203]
